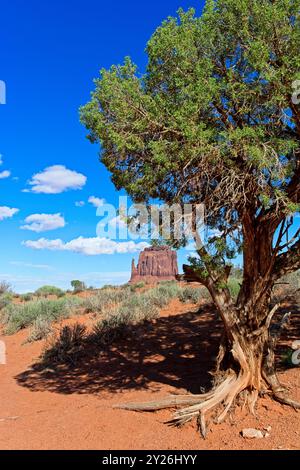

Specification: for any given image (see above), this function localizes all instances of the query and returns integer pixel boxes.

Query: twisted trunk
[116,215,300,437]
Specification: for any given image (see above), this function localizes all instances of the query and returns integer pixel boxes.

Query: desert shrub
[42,324,87,365]
[227,278,241,300]
[0,292,13,310]
[179,287,203,304]
[21,293,34,302]
[92,314,132,346]
[147,283,182,308]
[121,294,160,320]
[0,281,11,295]
[83,287,132,314]
[130,282,146,292]
[158,280,178,286]
[90,288,165,347]
[101,284,116,290]
[71,280,86,293]
[1,297,83,336]
[27,317,53,343]
[35,285,65,298]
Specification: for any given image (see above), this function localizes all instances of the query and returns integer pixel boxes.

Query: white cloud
[10,261,53,270]
[23,236,149,256]
[88,196,105,208]
[21,213,66,233]
[0,206,19,221]
[25,165,87,194]
[0,170,11,179]
[75,201,85,207]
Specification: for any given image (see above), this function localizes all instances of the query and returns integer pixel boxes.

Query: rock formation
[130,246,178,284]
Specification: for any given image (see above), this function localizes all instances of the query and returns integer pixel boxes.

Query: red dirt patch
[0,300,299,450]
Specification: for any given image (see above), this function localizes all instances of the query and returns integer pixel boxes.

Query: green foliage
[81,0,300,294]
[71,280,86,293]
[27,317,53,343]
[21,293,34,302]
[0,297,83,337]
[227,278,241,300]
[179,286,204,304]
[0,281,11,295]
[83,287,132,315]
[35,285,65,298]
[131,281,146,289]
[0,292,13,310]
[42,324,87,365]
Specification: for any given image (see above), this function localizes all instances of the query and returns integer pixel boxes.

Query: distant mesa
[129,246,179,284]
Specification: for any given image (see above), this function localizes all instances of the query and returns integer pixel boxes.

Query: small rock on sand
[241,428,264,439]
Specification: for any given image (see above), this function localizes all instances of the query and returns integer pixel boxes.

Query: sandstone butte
[129,246,179,284]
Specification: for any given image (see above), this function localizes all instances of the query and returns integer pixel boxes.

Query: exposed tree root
[273,392,300,410]
[115,337,299,438]
[114,392,214,412]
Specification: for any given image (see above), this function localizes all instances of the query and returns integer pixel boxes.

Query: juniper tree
[81,0,300,436]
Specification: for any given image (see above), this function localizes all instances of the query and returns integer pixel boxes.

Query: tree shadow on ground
[16,305,223,396]
[15,302,299,397]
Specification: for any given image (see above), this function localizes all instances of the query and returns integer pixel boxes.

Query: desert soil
[0,300,299,450]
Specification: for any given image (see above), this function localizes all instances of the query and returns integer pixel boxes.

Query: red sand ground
[0,300,299,450]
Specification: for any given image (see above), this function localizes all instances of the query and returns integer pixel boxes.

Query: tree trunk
[116,225,300,437]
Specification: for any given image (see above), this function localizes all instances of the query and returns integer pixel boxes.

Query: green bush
[1,297,83,336]
[130,282,146,291]
[21,293,34,302]
[83,287,132,314]
[27,317,53,343]
[0,281,11,295]
[0,292,13,310]
[179,287,203,304]
[227,278,241,300]
[71,280,86,293]
[42,324,87,365]
[35,285,65,298]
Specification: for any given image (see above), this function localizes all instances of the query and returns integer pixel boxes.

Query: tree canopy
[81,0,300,432]
[81,0,300,281]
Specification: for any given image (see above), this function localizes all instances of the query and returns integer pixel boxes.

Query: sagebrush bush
[1,297,83,336]
[27,317,53,343]
[0,281,11,295]
[90,284,182,346]
[129,282,146,292]
[179,286,203,304]
[227,278,241,300]
[83,287,132,315]
[21,293,34,302]
[42,324,87,365]
[0,292,13,311]
[35,285,65,298]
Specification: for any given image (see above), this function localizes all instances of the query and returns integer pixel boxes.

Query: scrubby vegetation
[83,286,132,315]
[20,293,34,302]
[1,271,300,352]
[71,280,86,293]
[0,296,83,338]
[179,286,206,304]
[42,324,88,365]
[0,281,11,295]
[35,285,65,298]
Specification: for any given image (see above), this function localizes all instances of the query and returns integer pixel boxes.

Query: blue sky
[0,0,206,293]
